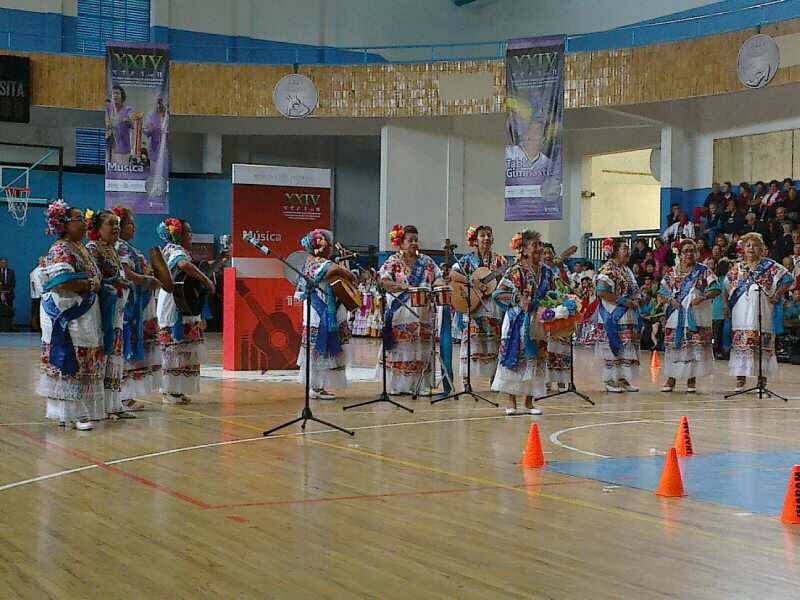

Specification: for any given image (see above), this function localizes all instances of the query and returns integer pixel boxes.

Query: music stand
[343,281,413,413]
[245,237,354,436]
[724,281,787,402]
[432,259,499,407]
[535,333,594,405]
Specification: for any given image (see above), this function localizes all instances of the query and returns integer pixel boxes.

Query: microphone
[243,232,272,256]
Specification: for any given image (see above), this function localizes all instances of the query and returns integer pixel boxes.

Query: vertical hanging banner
[504,35,564,221]
[105,43,170,214]
[224,165,332,372]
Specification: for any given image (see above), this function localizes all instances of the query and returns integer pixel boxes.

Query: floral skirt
[595,323,641,382]
[297,322,351,390]
[459,315,501,379]
[121,317,162,399]
[663,326,714,379]
[159,319,206,396]
[491,338,547,397]
[546,335,572,384]
[38,343,105,422]
[729,329,778,377]
[377,320,434,394]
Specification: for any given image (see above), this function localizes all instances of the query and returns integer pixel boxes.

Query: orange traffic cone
[655,447,686,497]
[521,423,545,468]
[780,465,800,524]
[674,416,694,457]
[651,350,661,369]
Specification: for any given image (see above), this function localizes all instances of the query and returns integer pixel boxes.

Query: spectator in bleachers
[704,182,722,208]
[663,211,696,241]
[786,186,800,222]
[630,238,648,264]
[696,237,712,261]
[704,201,724,246]
[763,179,784,207]
[666,203,681,227]
[723,200,745,235]
[737,181,752,211]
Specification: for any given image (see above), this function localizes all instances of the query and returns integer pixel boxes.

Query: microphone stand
[246,238,354,437]
[725,280,787,401]
[432,258,498,407]
[535,332,594,405]
[343,280,413,413]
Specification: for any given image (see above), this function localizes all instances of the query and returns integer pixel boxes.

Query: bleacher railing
[583,229,661,264]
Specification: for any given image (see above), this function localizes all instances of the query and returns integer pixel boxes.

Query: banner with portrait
[105,43,170,214]
[504,35,564,221]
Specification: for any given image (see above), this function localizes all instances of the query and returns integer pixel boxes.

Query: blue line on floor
[547,451,800,516]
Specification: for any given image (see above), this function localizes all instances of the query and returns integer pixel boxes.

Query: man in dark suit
[0,257,15,331]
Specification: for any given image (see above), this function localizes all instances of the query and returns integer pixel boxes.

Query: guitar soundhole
[270,330,289,350]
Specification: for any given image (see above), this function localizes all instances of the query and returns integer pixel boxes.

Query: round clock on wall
[273,73,319,119]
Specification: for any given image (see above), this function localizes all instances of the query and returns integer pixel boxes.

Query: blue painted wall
[2,169,231,327]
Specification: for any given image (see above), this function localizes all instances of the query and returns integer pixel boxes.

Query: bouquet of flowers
[537,283,583,336]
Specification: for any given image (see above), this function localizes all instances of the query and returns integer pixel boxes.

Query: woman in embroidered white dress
[294,229,357,399]
[378,224,442,395]
[85,210,138,420]
[156,217,215,404]
[113,206,162,410]
[491,230,551,415]
[595,238,642,393]
[449,224,507,386]
[726,232,793,392]
[37,201,103,430]
[658,239,720,393]
[541,243,572,392]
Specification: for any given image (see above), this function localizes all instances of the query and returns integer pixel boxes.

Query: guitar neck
[240,288,273,329]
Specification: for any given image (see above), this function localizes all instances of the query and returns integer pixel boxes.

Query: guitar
[450,244,578,314]
[332,242,362,312]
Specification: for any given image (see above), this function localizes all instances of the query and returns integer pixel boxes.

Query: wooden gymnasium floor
[3,333,800,599]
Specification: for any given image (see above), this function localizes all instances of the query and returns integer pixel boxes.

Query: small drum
[433,285,452,307]
[409,286,430,307]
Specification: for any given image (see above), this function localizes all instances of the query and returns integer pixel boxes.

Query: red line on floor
[2,424,212,509]
[207,479,593,510]
[226,515,249,523]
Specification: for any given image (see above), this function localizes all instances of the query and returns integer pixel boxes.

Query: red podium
[223,164,332,371]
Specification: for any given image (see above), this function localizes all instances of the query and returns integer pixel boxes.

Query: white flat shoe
[73,419,94,431]
[605,382,623,393]
[162,393,190,405]
[310,389,336,400]
[526,407,543,415]
[686,387,697,394]
[661,385,674,393]
[621,383,639,392]
[123,400,146,412]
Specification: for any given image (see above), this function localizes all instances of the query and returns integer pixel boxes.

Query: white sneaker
[605,382,623,393]
[310,389,336,400]
[73,419,94,431]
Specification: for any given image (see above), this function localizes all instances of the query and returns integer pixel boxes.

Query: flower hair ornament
[44,199,71,237]
[510,232,524,253]
[157,217,183,244]
[300,229,330,255]
[466,224,480,247]
[601,237,615,259]
[389,224,405,248]
[84,209,102,241]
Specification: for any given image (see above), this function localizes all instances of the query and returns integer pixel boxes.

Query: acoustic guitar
[331,242,362,312]
[450,244,578,315]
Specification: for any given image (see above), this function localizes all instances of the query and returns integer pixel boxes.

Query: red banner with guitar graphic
[224,164,332,371]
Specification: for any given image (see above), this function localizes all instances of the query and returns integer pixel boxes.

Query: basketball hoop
[5,187,30,226]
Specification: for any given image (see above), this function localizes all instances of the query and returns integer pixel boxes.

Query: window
[75,128,106,166]
[77,0,150,55]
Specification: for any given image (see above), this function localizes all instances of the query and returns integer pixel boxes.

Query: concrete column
[445,136,464,248]
[202,134,222,174]
[659,125,688,230]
